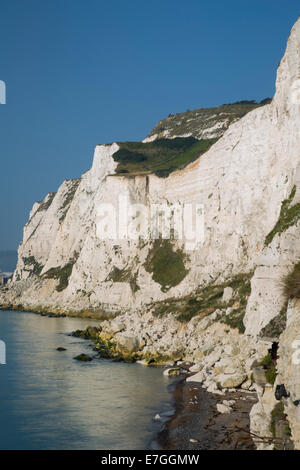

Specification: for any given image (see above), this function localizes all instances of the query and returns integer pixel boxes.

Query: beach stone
[192,350,205,361]
[56,347,66,351]
[214,357,241,375]
[109,320,125,335]
[217,403,232,414]
[136,359,148,365]
[74,353,92,362]
[86,326,100,338]
[189,363,202,373]
[223,400,235,406]
[205,351,222,368]
[100,331,114,341]
[186,370,206,383]
[207,382,219,393]
[224,344,240,356]
[224,364,244,375]
[222,287,234,303]
[117,335,139,354]
[241,379,252,390]
[163,367,181,377]
[218,373,247,389]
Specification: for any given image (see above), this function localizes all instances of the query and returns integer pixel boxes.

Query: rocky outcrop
[1,16,300,451]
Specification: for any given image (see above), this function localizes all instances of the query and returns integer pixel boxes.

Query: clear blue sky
[0,0,299,250]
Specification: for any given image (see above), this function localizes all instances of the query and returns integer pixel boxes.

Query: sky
[0,0,299,250]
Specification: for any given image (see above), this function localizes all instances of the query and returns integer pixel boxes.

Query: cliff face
[4,19,300,321]
[1,17,300,449]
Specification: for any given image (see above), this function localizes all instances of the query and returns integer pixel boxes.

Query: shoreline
[1,309,258,450]
[0,310,175,450]
[0,304,111,321]
[157,376,257,450]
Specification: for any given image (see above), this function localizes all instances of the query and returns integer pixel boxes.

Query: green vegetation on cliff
[258,353,277,385]
[112,100,271,177]
[107,266,140,293]
[265,186,300,245]
[151,272,252,329]
[59,178,81,223]
[22,256,44,276]
[282,261,300,300]
[113,137,217,177]
[270,402,292,449]
[144,239,189,292]
[43,261,75,291]
[259,304,288,339]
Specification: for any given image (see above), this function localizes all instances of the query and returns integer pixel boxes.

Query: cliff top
[111,99,271,177]
[144,99,271,142]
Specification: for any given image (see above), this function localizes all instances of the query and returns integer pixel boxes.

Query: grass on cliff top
[112,137,217,177]
[147,100,270,140]
[265,186,300,246]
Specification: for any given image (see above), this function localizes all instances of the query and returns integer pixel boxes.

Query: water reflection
[0,311,173,450]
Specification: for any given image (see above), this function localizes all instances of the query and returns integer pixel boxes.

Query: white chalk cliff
[1,17,300,449]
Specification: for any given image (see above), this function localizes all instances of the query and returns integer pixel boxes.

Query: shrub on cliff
[282,262,300,299]
[144,239,189,292]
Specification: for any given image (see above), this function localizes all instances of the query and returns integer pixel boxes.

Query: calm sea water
[0,311,174,450]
